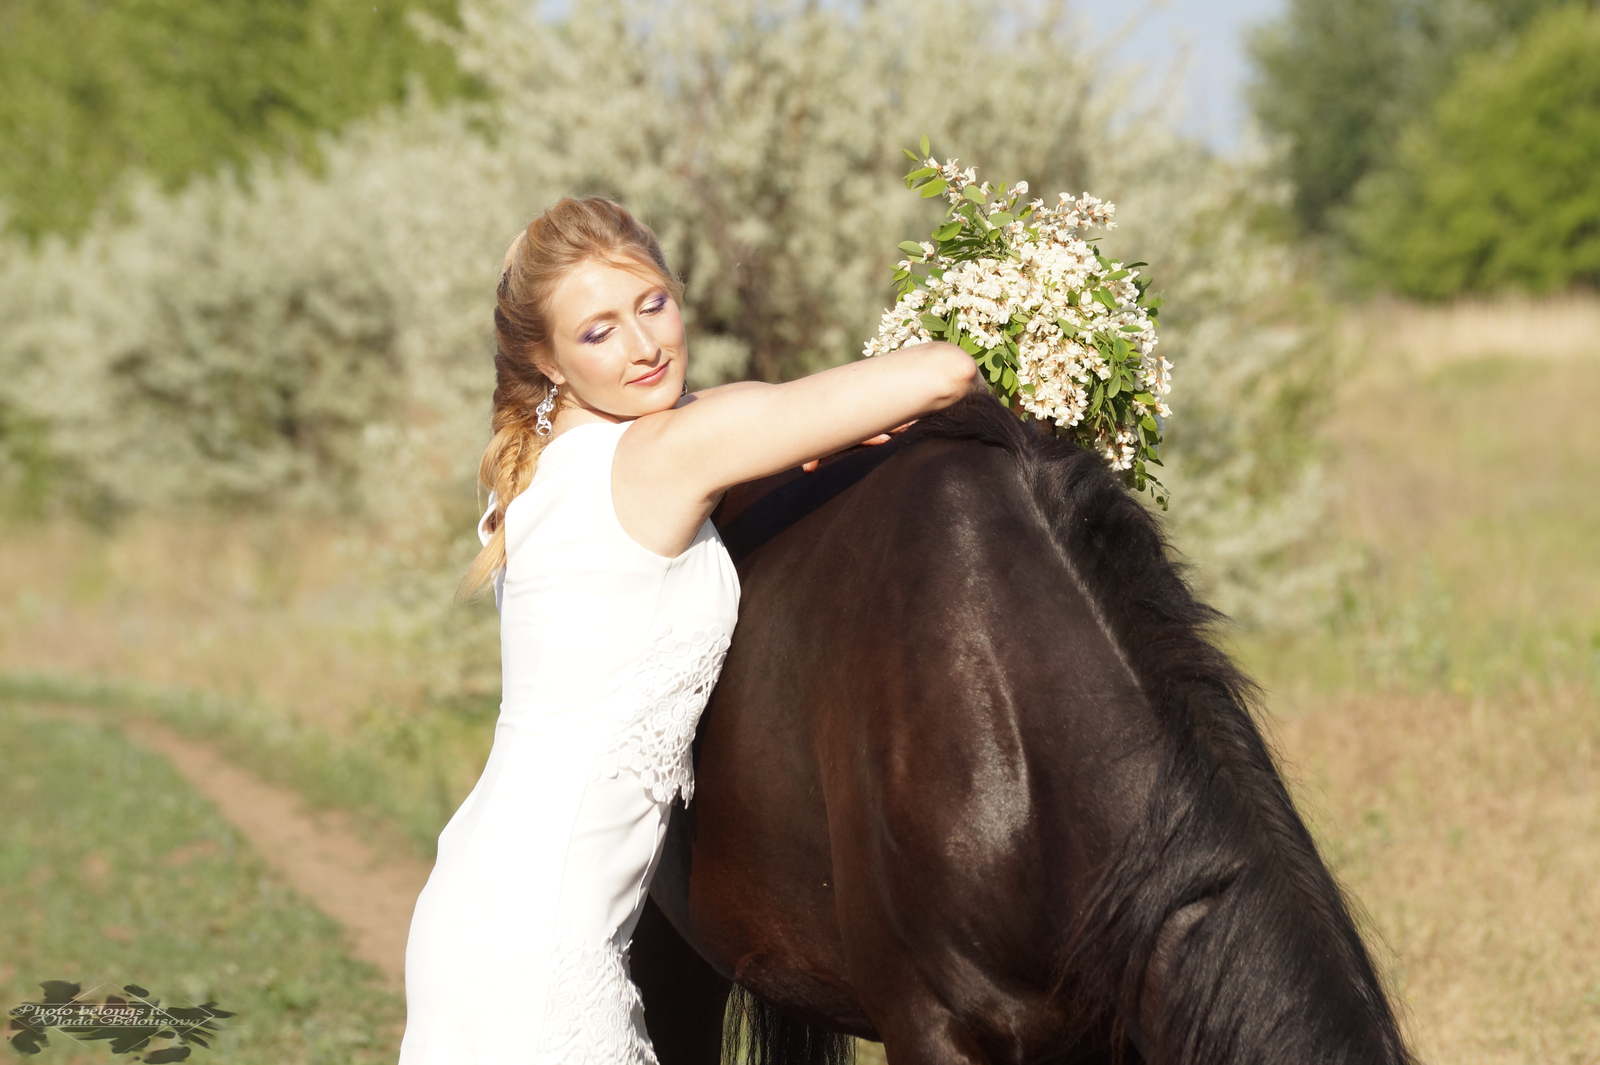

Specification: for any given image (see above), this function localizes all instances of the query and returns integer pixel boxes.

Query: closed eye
[642,296,667,314]
[581,326,612,344]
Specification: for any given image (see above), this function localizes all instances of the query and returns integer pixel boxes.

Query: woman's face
[541,258,687,420]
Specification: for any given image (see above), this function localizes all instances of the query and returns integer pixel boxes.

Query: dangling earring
[535,386,557,436]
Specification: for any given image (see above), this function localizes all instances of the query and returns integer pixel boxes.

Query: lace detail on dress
[534,922,658,1065]
[595,625,732,804]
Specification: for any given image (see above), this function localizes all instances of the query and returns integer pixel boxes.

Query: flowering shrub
[865,139,1171,506]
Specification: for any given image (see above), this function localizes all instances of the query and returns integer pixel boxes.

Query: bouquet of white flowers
[864,138,1172,507]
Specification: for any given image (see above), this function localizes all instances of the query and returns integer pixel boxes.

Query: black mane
[907,395,1415,1065]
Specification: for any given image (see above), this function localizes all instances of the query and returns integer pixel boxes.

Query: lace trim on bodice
[594,625,732,804]
[534,922,659,1065]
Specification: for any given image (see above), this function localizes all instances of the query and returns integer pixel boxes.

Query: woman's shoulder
[498,419,628,530]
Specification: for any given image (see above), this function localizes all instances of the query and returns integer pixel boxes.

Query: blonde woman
[398,196,975,1064]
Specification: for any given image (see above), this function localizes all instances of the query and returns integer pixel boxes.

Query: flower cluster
[864,140,1171,505]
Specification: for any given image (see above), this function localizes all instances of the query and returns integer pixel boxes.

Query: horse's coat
[633,395,1414,1065]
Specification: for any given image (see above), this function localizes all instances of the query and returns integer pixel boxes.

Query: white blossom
[864,163,1168,471]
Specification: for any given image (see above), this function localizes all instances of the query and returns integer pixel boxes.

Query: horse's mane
[906,396,1414,1065]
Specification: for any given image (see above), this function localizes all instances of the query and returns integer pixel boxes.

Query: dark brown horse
[630,394,1413,1065]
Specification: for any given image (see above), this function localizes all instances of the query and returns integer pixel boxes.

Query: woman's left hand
[801,421,917,473]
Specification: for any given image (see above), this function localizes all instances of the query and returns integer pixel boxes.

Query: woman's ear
[532,352,567,388]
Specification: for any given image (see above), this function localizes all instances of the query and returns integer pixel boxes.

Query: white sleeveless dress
[398,419,741,1064]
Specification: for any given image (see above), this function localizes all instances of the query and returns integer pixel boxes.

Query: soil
[114,713,433,991]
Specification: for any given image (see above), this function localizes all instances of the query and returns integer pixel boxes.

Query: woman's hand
[801,420,918,473]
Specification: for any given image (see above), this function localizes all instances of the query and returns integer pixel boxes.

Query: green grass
[0,701,406,1064]
[0,673,492,862]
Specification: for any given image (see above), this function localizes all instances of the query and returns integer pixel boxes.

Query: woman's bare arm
[614,343,977,556]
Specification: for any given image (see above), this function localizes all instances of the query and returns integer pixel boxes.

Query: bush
[1346,4,1600,297]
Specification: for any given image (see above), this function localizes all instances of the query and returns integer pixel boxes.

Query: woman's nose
[624,317,659,361]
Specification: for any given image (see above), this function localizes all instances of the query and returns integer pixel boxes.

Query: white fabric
[399,419,741,1064]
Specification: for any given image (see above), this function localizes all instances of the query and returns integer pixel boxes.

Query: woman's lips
[630,363,668,386]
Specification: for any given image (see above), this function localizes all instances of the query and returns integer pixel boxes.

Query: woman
[398,196,975,1064]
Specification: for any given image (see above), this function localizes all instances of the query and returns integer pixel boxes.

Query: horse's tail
[723,985,855,1065]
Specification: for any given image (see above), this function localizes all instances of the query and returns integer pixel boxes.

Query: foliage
[0,107,512,517]
[1246,0,1569,232]
[867,142,1171,505]
[0,0,1339,683]
[1344,5,1600,298]
[0,0,475,241]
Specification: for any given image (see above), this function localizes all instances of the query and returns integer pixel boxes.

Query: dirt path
[113,714,433,991]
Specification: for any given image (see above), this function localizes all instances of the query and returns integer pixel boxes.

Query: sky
[1073,0,1285,151]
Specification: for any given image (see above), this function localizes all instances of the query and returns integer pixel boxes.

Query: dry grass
[1348,290,1600,371]
[0,515,444,734]
[1247,294,1600,1063]
[1273,687,1600,1065]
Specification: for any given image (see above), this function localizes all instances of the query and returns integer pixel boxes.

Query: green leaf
[1106,269,1129,280]
[1141,415,1158,431]
[919,179,948,198]
[957,333,981,355]
[932,221,963,241]
[1134,392,1155,404]
[1106,374,1121,399]
[1121,323,1143,332]
[892,268,909,281]
[1093,288,1117,311]
[906,166,937,182]
[962,185,986,204]
[898,241,926,257]
[1001,367,1017,391]
[919,313,946,335]
[988,211,1014,226]
[1021,382,1036,394]
[919,134,930,158]
[903,147,922,162]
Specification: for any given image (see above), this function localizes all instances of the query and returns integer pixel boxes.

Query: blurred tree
[1346,4,1600,297]
[1246,0,1568,233]
[0,0,476,241]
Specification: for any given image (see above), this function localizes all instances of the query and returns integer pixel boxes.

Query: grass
[1227,295,1600,1063]
[0,512,502,862]
[1272,687,1600,1065]
[0,701,406,1064]
[1237,315,1600,697]
[0,672,493,865]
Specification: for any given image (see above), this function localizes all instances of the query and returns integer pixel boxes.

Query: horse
[629,393,1414,1065]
